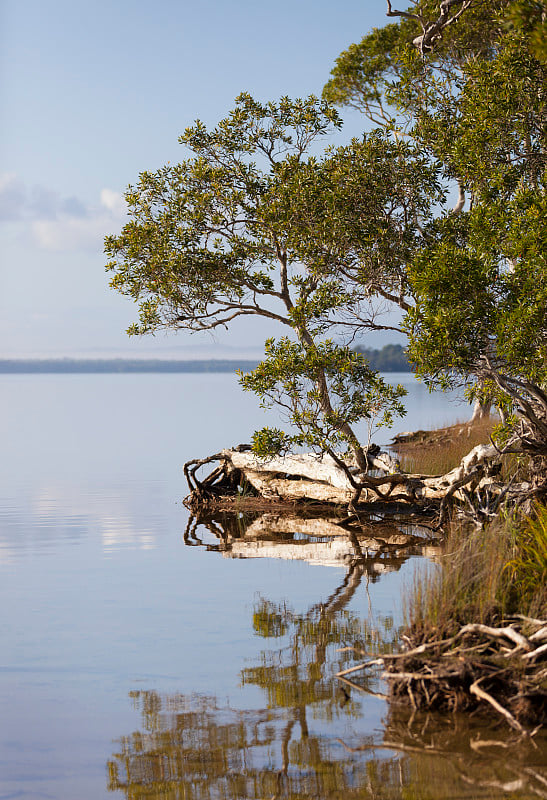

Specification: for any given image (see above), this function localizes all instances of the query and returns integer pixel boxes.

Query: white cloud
[32,214,111,251]
[0,173,127,252]
[0,173,26,220]
[100,188,126,216]
[32,188,127,251]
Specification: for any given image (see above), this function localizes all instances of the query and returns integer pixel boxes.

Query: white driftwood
[226,451,354,489]
[223,443,501,506]
[243,514,430,549]
[181,440,515,516]
[242,471,355,504]
[243,514,351,539]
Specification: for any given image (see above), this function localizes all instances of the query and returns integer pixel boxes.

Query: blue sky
[1,0,397,358]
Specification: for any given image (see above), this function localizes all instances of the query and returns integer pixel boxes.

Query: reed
[405,505,547,638]
[396,418,496,476]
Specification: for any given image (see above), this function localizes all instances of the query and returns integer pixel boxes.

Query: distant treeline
[0,359,260,374]
[0,345,411,373]
[353,344,411,372]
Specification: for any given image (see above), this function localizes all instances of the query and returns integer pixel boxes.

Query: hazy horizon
[1,1,398,360]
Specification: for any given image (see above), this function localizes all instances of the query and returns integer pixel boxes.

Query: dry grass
[393,417,496,476]
[405,505,547,639]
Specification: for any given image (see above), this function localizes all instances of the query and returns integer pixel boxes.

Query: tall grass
[405,505,547,638]
[397,418,495,476]
[505,507,547,618]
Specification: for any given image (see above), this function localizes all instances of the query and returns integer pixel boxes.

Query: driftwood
[336,618,547,733]
[183,442,524,522]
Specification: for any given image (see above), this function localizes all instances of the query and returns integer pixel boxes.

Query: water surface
[1,374,544,799]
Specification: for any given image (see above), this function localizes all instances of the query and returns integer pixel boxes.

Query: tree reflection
[183,509,438,579]
[341,706,547,799]
[111,511,542,799]
[107,691,402,799]
[107,690,547,798]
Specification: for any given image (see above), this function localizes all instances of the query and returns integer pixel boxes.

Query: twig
[513,615,547,628]
[382,636,458,660]
[382,670,460,681]
[337,737,448,756]
[335,645,367,657]
[458,623,532,652]
[469,678,527,735]
[530,626,547,642]
[336,658,384,677]
[337,675,388,699]
[522,642,547,661]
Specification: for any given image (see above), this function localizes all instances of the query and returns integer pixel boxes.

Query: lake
[1,373,545,799]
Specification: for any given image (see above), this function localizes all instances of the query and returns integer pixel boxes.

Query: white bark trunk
[470,397,492,422]
[222,442,503,505]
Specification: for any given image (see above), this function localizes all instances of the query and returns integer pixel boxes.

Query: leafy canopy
[323,1,547,454]
[106,92,441,463]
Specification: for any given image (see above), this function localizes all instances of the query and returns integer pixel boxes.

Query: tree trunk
[470,397,491,423]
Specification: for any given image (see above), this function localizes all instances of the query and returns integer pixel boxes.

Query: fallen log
[183,442,521,519]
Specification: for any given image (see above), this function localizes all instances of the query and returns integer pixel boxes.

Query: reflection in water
[108,512,546,798]
[184,509,441,577]
[346,708,547,799]
[107,696,547,799]
[0,482,162,557]
[108,691,375,799]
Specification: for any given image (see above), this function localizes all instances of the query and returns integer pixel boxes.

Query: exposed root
[338,618,547,733]
[183,439,545,524]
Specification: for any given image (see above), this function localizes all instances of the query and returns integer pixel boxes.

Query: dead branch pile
[337,617,547,734]
[183,443,538,522]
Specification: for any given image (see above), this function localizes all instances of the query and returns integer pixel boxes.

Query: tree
[107,3,546,517]
[323,1,509,129]
[105,94,441,481]
[323,1,547,491]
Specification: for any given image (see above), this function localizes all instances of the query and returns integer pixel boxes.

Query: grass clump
[505,506,547,619]
[406,504,547,639]
[394,418,496,476]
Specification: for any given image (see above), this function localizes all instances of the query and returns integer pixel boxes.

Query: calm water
[0,373,545,799]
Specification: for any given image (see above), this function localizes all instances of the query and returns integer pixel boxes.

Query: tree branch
[387,0,476,55]
[175,304,292,331]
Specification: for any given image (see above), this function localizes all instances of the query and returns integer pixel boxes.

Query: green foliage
[412,32,546,197]
[106,91,444,464]
[324,1,547,445]
[105,94,342,336]
[323,1,508,126]
[404,32,547,406]
[407,506,547,637]
[506,0,547,63]
[322,22,413,122]
[240,338,406,458]
[505,504,547,614]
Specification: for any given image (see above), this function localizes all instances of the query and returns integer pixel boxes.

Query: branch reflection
[107,511,545,798]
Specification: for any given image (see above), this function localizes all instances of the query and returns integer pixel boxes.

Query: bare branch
[452,181,465,214]
[386,0,422,23]
[387,0,476,55]
[175,304,292,331]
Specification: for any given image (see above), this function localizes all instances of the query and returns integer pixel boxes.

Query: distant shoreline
[0,356,412,374]
[0,346,412,374]
[0,359,261,374]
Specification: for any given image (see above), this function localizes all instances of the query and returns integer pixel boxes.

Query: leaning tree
[106,3,546,518]
[105,94,444,503]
